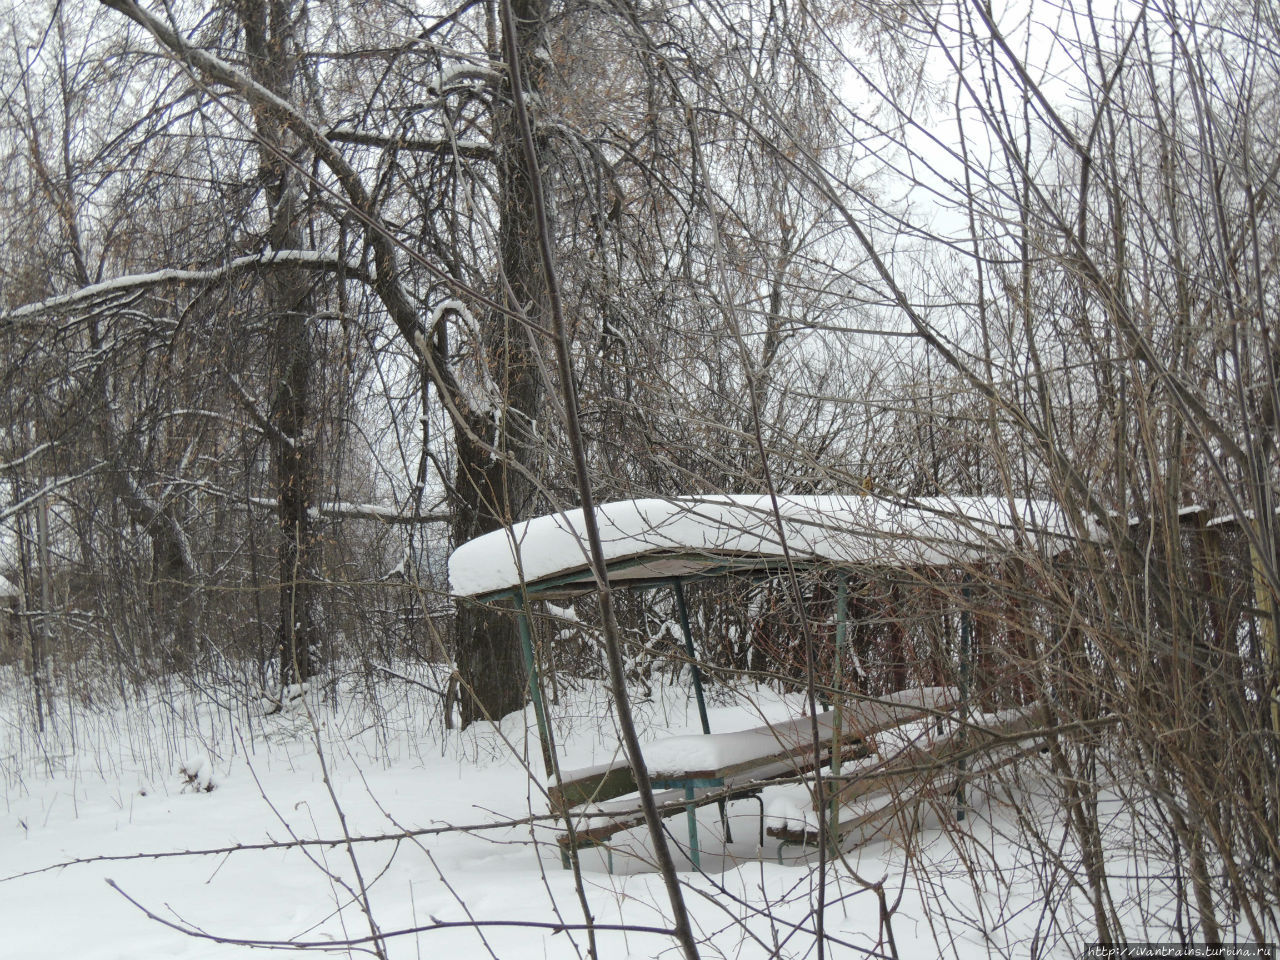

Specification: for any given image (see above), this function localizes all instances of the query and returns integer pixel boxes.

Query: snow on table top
[634,687,958,780]
[644,727,811,778]
[554,686,956,788]
[448,494,1092,598]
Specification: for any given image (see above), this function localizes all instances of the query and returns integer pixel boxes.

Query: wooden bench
[553,686,956,869]
[766,702,1045,853]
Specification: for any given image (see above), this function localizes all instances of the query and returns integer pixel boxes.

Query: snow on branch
[96,0,439,360]
[247,496,448,525]
[430,299,502,415]
[3,251,366,324]
[0,466,105,525]
[0,442,56,473]
[326,127,492,160]
[425,62,504,96]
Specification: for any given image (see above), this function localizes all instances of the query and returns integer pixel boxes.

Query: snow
[0,572,17,598]
[433,298,502,415]
[178,755,216,792]
[642,687,956,778]
[645,727,803,777]
[1207,501,1280,529]
[449,494,1096,598]
[426,63,502,95]
[5,251,346,320]
[0,671,1221,957]
[247,495,449,524]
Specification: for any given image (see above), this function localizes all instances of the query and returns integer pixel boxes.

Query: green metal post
[672,579,711,737]
[829,577,848,844]
[672,579,728,843]
[956,583,972,821]
[515,597,554,777]
[684,782,702,871]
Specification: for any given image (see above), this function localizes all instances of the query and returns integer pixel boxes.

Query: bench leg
[776,836,802,865]
[684,784,701,871]
[775,829,816,865]
[560,838,614,873]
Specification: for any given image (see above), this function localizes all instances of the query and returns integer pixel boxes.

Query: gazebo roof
[448,494,1092,602]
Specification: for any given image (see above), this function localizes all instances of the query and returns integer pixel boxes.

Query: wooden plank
[841,686,957,739]
[771,745,1038,849]
[829,704,1041,808]
[671,736,871,784]
[549,762,637,808]
[555,786,747,849]
[560,808,669,848]
[650,687,956,784]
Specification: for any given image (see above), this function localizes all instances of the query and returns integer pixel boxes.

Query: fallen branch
[107,879,678,951]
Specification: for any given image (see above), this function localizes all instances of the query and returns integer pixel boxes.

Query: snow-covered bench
[553,686,956,868]
[766,702,1045,852]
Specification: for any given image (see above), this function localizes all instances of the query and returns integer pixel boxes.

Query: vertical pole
[956,580,973,821]
[683,782,702,871]
[829,577,848,845]
[672,580,710,736]
[515,597,554,776]
[673,579,728,843]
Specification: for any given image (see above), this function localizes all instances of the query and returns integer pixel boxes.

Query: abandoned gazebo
[447,494,1093,869]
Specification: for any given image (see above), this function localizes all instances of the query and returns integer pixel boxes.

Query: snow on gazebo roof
[0,573,18,599]
[448,494,1093,602]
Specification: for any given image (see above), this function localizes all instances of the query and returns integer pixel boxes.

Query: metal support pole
[515,597,554,777]
[956,582,973,821]
[829,577,848,845]
[672,580,728,842]
[683,782,701,871]
[672,580,711,736]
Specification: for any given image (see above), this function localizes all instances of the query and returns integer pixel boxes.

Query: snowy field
[1,667,1164,959]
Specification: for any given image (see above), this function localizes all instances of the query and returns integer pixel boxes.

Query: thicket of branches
[1,0,1278,950]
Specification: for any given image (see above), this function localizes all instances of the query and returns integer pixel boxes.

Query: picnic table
[552,686,956,870]
[766,701,1047,853]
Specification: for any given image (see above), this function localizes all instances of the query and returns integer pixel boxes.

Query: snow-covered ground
[1,668,1168,959]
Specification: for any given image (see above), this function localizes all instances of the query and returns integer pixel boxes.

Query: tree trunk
[452,0,547,727]
[237,0,319,686]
